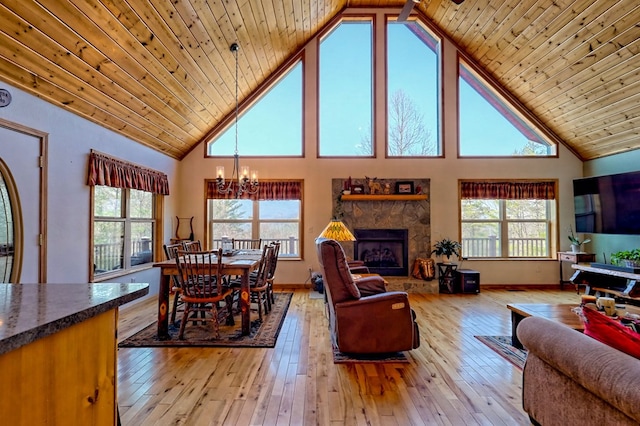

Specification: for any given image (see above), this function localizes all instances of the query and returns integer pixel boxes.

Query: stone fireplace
[354,229,408,276]
[331,178,431,280]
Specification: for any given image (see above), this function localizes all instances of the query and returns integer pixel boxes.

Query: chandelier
[216,42,259,197]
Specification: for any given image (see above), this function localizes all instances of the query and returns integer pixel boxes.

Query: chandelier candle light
[216,42,259,197]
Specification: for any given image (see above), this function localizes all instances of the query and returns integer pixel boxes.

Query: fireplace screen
[354,229,408,276]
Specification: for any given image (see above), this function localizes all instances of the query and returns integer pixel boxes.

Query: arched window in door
[0,158,22,283]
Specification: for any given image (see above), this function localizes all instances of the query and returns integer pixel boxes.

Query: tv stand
[571,264,640,305]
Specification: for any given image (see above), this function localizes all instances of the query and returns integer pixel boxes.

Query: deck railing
[94,238,152,272]
[211,237,299,256]
[462,237,547,257]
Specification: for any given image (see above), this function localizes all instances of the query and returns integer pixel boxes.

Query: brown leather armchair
[316,238,420,354]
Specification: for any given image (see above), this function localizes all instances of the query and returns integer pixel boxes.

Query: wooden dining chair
[265,241,280,306]
[175,248,234,339]
[228,244,273,321]
[250,245,274,320]
[182,240,202,252]
[163,243,184,326]
[232,238,262,250]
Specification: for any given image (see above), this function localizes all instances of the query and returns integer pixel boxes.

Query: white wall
[0,82,179,297]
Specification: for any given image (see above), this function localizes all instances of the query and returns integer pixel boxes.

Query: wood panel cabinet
[0,283,148,425]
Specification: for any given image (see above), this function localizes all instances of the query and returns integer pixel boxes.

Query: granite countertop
[0,283,149,356]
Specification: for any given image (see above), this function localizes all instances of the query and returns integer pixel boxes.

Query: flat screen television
[573,170,640,235]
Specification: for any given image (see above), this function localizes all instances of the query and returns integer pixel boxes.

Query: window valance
[460,181,556,200]
[87,150,170,195]
[206,180,302,200]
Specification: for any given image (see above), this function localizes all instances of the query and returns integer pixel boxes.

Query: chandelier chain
[215,42,258,197]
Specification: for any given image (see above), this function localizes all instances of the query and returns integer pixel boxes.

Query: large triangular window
[207,60,303,156]
[459,60,556,157]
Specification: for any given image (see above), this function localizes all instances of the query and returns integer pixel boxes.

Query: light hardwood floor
[117,287,581,425]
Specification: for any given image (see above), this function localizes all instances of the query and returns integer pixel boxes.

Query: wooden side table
[437,263,458,293]
[558,251,595,290]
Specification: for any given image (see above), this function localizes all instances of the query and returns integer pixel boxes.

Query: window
[460,181,556,258]
[0,158,20,283]
[319,20,373,156]
[207,61,303,156]
[93,187,156,275]
[208,199,301,258]
[458,60,556,157]
[387,21,440,156]
[206,180,303,258]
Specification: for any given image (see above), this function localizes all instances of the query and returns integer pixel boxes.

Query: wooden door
[0,118,47,282]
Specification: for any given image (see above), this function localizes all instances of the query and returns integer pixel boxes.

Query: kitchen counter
[0,282,149,425]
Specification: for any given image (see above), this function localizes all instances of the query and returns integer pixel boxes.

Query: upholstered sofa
[315,238,420,354]
[517,316,640,425]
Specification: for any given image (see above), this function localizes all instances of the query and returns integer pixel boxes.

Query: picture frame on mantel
[395,181,414,194]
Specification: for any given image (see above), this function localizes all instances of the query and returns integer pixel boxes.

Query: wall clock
[0,89,11,107]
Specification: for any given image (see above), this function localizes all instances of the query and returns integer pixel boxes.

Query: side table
[558,251,595,291]
[437,262,458,293]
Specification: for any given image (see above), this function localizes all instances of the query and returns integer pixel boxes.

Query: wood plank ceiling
[0,0,637,160]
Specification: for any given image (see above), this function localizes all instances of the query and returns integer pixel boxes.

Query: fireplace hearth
[354,229,408,276]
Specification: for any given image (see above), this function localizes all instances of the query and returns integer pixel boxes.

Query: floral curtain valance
[460,181,556,200]
[206,180,302,200]
[87,150,170,195]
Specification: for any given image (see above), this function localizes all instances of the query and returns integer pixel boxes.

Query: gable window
[206,180,303,259]
[319,20,373,157]
[458,60,556,157]
[460,181,556,258]
[88,151,167,280]
[386,20,440,157]
[207,60,303,156]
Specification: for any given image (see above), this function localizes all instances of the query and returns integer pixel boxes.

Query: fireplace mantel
[340,194,428,201]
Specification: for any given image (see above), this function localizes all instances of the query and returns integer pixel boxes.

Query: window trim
[317,15,377,159]
[205,179,304,259]
[385,18,443,158]
[206,198,303,260]
[456,53,561,159]
[460,199,553,258]
[90,186,163,282]
[459,179,558,259]
[204,54,305,159]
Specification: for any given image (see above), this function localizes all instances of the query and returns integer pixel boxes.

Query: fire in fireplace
[354,229,409,276]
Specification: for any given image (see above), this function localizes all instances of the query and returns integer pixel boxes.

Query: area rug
[475,335,527,370]
[119,292,292,348]
[332,345,409,364]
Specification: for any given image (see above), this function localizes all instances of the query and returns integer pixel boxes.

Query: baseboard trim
[481,283,566,290]
[275,283,566,291]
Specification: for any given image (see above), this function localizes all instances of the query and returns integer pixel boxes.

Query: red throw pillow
[581,305,640,359]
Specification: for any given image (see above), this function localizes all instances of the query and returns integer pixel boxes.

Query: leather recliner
[315,237,420,354]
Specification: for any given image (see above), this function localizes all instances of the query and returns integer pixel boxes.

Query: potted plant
[431,238,462,263]
[567,225,590,253]
[611,249,640,268]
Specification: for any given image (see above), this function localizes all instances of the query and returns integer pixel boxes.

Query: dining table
[153,249,262,339]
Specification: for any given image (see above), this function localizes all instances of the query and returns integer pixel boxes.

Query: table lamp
[318,219,356,241]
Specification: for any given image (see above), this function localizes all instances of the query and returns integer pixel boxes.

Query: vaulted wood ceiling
[0,0,638,160]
